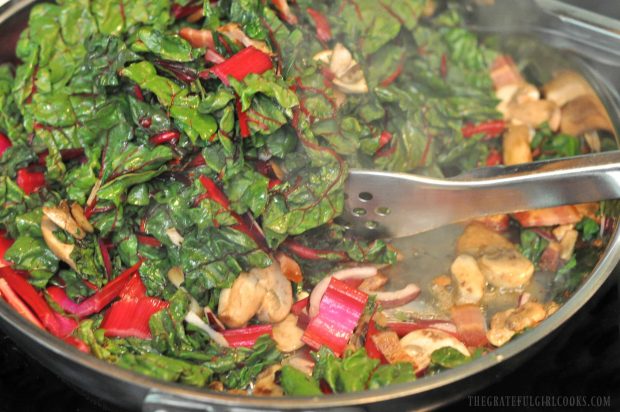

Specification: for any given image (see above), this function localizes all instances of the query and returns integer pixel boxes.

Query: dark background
[0,1,620,411]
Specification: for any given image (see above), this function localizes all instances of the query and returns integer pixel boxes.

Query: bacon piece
[512,205,582,228]
[490,55,524,90]
[179,27,215,49]
[450,304,489,347]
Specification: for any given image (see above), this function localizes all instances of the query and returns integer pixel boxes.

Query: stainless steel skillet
[344,151,620,239]
[0,1,620,411]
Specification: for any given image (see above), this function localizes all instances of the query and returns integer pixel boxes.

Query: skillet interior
[0,1,619,410]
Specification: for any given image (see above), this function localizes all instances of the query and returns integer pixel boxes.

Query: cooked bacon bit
[371,331,416,365]
[473,214,510,232]
[272,0,298,25]
[450,304,489,347]
[217,23,272,55]
[539,241,561,272]
[432,275,452,288]
[512,205,582,228]
[275,252,303,283]
[358,273,388,292]
[490,55,524,90]
[179,27,215,49]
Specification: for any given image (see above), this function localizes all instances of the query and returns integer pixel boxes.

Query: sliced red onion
[204,306,226,331]
[185,311,229,347]
[370,283,420,309]
[308,266,377,317]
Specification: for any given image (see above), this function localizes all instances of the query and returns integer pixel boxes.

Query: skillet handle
[143,390,367,412]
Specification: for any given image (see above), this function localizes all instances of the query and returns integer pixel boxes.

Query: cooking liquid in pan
[385,224,549,321]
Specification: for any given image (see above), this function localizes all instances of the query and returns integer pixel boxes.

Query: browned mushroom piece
[217,23,272,55]
[40,216,77,270]
[505,99,561,130]
[502,124,533,166]
[70,202,94,234]
[560,94,614,137]
[314,43,369,95]
[542,70,596,107]
[42,204,86,240]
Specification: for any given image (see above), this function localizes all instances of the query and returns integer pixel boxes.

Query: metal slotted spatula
[342,151,620,239]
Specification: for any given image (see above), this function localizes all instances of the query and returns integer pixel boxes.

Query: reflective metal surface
[344,151,620,239]
[0,1,619,411]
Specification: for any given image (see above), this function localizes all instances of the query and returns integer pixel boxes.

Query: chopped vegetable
[204,47,273,86]
[101,296,169,339]
[0,0,609,396]
[302,278,368,356]
[222,324,273,348]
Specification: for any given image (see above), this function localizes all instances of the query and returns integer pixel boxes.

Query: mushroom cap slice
[41,215,77,270]
[400,328,470,372]
[272,313,305,352]
[256,263,293,324]
[42,205,85,240]
[218,272,266,328]
[70,202,94,234]
[477,248,534,289]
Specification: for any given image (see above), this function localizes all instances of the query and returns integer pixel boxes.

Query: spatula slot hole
[352,207,367,217]
[365,220,378,230]
[358,192,373,202]
[375,207,390,216]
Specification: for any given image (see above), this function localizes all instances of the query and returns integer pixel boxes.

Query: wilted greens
[0,0,611,398]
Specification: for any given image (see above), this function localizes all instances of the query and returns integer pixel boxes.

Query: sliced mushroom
[218,262,293,327]
[42,204,85,240]
[506,99,560,130]
[477,248,534,289]
[41,215,77,270]
[400,328,469,372]
[560,94,613,136]
[543,70,595,107]
[253,364,284,397]
[218,271,267,328]
[167,266,184,288]
[272,313,305,352]
[497,83,539,116]
[314,43,368,94]
[217,23,272,55]
[256,262,293,324]
[502,124,533,166]
[70,202,94,233]
[166,227,184,246]
[487,301,547,347]
[456,222,516,257]
[450,255,485,305]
